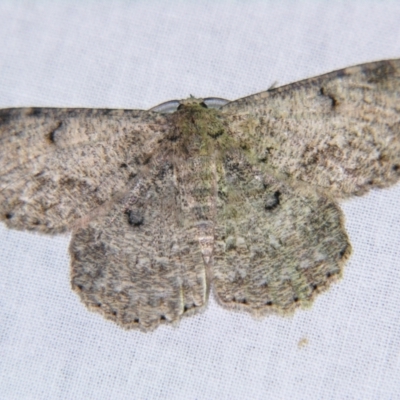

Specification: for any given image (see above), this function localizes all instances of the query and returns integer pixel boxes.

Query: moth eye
[203,97,230,109]
[149,100,180,113]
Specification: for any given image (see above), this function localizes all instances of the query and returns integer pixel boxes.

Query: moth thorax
[173,103,225,140]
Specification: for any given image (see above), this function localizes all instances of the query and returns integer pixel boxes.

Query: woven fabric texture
[0,2,399,399]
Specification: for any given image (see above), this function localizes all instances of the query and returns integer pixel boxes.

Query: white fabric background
[1,1,400,399]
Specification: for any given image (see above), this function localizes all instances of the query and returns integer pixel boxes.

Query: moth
[1,59,399,331]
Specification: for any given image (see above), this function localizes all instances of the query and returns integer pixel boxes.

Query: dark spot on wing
[265,191,281,210]
[0,109,12,125]
[311,284,318,292]
[30,108,43,117]
[218,190,227,200]
[125,210,144,226]
[47,121,63,144]
[339,245,349,259]
[320,87,338,108]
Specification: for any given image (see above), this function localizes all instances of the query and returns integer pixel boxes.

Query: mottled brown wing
[0,108,169,233]
[212,151,351,315]
[222,59,400,199]
[70,164,207,331]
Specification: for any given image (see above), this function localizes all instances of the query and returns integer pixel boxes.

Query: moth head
[151,97,232,155]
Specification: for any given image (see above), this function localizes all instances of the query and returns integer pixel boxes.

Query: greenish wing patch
[212,151,351,315]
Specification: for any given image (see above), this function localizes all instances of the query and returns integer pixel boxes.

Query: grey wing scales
[223,59,400,199]
[0,108,169,233]
[212,151,351,315]
[70,164,207,331]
